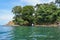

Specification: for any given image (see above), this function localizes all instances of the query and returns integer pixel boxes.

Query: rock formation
[6,21,15,26]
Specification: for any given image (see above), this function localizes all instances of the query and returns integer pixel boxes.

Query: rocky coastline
[6,21,60,27]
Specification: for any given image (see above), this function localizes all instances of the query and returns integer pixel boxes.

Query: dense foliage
[12,3,60,26]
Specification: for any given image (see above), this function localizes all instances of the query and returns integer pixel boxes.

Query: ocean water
[0,25,60,40]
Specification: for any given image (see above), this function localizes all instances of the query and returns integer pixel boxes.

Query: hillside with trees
[12,2,60,26]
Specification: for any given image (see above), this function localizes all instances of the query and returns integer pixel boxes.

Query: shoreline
[35,25,59,27]
[6,21,60,27]
[5,24,60,27]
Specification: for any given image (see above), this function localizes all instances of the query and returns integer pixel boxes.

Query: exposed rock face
[6,21,15,26]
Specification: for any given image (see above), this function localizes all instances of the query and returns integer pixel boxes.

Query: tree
[35,3,58,24]
[12,3,60,26]
[12,6,22,25]
[22,6,35,25]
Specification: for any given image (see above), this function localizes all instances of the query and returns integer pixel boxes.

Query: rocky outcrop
[6,21,15,26]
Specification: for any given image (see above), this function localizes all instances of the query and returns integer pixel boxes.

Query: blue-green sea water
[0,25,60,40]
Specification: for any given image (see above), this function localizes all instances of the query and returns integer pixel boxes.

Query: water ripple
[0,26,59,40]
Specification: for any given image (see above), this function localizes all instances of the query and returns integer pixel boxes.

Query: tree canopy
[12,3,60,26]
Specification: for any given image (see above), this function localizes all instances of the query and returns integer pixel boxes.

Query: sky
[0,0,55,25]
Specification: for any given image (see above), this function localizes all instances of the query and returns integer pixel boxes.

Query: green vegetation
[12,3,60,26]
